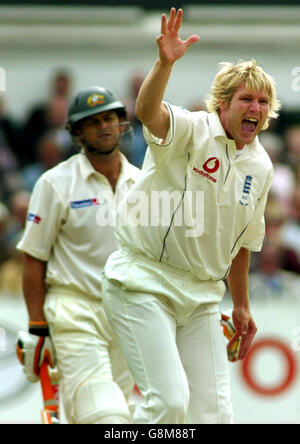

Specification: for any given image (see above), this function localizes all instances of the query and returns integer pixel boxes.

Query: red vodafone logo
[203,157,220,174]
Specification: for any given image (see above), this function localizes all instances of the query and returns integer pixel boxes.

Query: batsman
[16,86,140,424]
[102,8,280,423]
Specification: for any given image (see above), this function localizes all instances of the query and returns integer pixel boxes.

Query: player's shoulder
[255,137,273,172]
[126,161,142,178]
[167,103,209,138]
[121,153,142,180]
[168,103,208,121]
[35,154,81,188]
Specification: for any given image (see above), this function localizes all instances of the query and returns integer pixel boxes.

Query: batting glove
[221,310,241,363]
[16,322,55,383]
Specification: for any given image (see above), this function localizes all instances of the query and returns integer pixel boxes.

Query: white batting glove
[16,322,55,383]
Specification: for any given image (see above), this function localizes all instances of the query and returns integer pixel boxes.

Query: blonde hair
[205,59,281,130]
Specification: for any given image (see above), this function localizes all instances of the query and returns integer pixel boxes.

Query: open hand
[157,8,200,65]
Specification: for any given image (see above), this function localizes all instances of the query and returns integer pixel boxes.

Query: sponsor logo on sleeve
[27,213,41,224]
[70,198,100,209]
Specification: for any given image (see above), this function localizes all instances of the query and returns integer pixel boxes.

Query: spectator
[293,161,300,187]
[281,184,300,268]
[22,133,64,191]
[274,105,300,137]
[51,69,72,98]
[259,131,296,214]
[0,125,24,206]
[284,124,300,166]
[6,190,31,250]
[44,96,75,159]
[264,194,300,274]
[0,94,22,161]
[0,202,10,264]
[249,240,300,301]
[0,195,28,295]
[22,69,74,166]
[122,73,148,168]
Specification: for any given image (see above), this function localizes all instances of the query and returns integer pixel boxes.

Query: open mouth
[242,118,258,134]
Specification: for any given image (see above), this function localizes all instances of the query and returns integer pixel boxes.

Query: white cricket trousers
[102,248,234,424]
[44,285,135,424]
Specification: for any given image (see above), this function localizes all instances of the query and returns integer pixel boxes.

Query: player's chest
[64,179,132,228]
[166,145,265,213]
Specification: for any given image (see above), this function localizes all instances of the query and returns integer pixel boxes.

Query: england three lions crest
[239,175,253,207]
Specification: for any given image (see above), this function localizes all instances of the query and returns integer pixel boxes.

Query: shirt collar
[78,153,97,181]
[118,152,136,184]
[78,152,135,184]
[208,111,227,139]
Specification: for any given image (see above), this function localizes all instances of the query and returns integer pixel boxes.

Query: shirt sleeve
[142,103,195,166]
[16,175,65,261]
[241,168,274,252]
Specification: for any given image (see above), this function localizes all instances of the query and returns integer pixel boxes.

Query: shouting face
[219,83,270,149]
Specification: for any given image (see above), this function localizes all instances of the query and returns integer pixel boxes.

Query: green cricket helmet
[67,86,127,133]
[66,86,132,156]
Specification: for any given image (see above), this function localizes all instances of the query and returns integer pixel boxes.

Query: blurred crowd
[0,68,299,299]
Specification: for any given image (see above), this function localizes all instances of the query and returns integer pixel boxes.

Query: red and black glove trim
[29,321,50,337]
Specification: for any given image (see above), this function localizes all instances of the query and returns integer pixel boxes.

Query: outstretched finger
[161,13,167,35]
[173,8,183,32]
[183,35,200,49]
[167,7,176,31]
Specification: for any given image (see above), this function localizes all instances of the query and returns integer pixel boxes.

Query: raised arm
[135,8,200,140]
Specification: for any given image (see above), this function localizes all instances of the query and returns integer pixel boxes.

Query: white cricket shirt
[115,104,273,281]
[17,152,140,297]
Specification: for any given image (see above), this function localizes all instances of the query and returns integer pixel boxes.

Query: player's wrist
[233,304,250,312]
[156,57,175,69]
[29,321,50,337]
[232,298,250,309]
